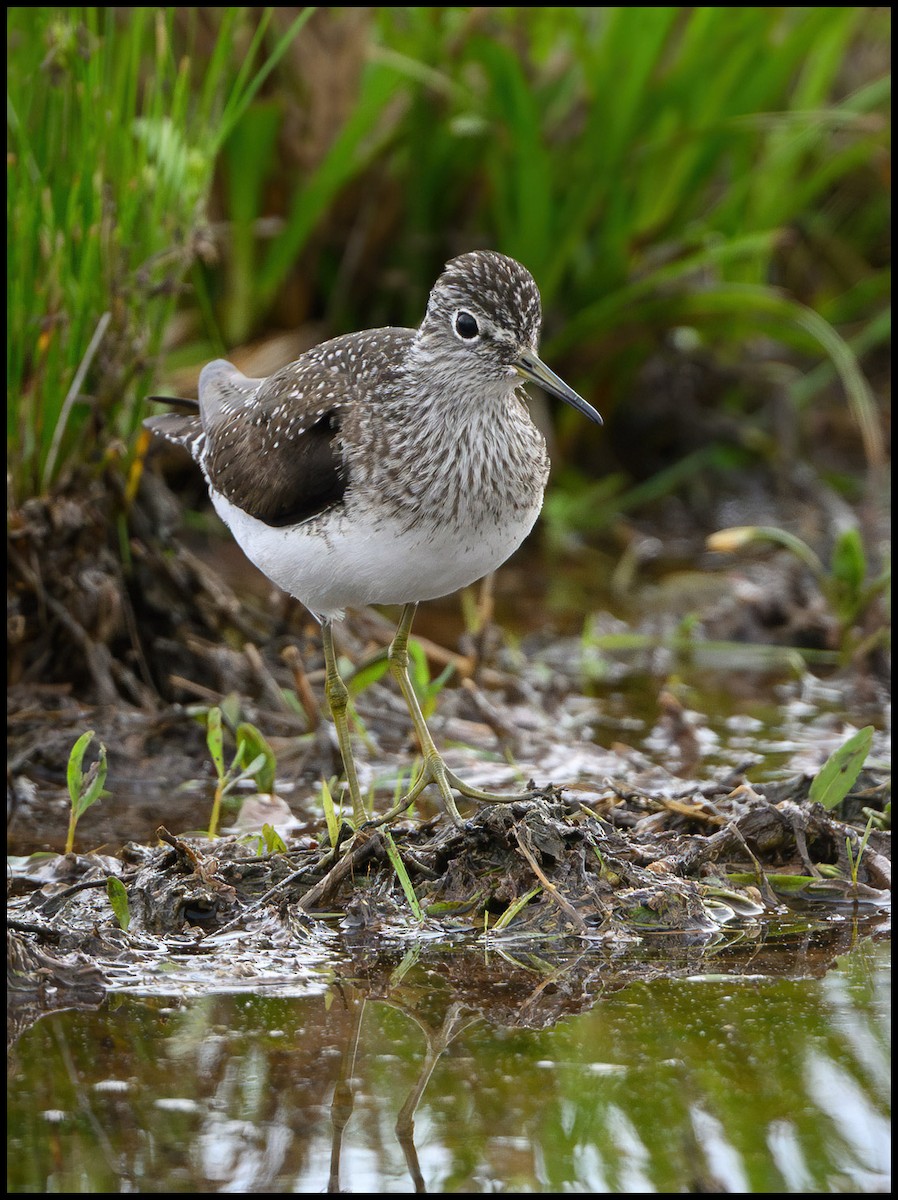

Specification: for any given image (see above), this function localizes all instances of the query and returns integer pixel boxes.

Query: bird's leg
[321,619,368,826]
[384,603,466,826]
[370,603,542,828]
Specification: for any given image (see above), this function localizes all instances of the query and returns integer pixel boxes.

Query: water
[7,925,890,1193]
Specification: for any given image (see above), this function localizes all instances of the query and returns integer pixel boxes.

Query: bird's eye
[454,311,480,340]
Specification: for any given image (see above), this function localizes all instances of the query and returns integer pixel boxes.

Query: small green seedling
[237,822,288,856]
[259,823,287,855]
[862,799,891,831]
[846,815,876,889]
[65,730,108,854]
[205,708,276,839]
[320,777,342,845]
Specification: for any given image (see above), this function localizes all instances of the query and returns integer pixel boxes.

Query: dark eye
[454,311,479,340]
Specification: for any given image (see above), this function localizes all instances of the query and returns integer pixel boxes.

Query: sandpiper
[145,250,602,826]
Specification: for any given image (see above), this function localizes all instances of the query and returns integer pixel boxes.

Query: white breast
[209,486,544,621]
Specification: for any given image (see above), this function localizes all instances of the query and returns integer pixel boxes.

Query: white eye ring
[453,310,480,340]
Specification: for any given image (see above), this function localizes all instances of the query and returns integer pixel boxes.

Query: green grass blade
[809,726,876,810]
[383,830,424,921]
[321,778,341,845]
[206,707,226,781]
[492,885,542,932]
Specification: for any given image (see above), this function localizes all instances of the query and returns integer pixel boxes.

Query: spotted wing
[146,329,413,529]
[197,358,348,529]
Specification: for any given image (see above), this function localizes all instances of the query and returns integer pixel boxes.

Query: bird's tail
[143,395,203,453]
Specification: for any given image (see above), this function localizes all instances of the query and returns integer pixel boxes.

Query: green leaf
[206,707,225,780]
[809,726,875,810]
[383,830,424,921]
[223,753,269,795]
[106,876,131,931]
[74,743,108,818]
[492,885,542,931]
[321,778,341,846]
[406,639,431,697]
[236,722,277,794]
[219,692,243,732]
[829,526,867,623]
[830,527,866,588]
[347,652,391,697]
[725,872,819,893]
[425,894,485,916]
[66,730,95,806]
[260,823,287,855]
[405,639,454,718]
[66,731,108,819]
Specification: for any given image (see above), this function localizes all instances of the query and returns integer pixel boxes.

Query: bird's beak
[515,349,603,425]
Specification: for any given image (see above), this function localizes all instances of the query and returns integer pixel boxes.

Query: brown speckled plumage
[145,250,602,824]
[145,250,601,618]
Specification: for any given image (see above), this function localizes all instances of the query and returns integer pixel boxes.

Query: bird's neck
[349,348,548,532]
[398,344,520,431]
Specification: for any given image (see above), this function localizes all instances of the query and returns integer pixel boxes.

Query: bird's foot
[364,754,542,830]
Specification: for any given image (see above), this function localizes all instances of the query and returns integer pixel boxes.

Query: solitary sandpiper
[145,250,602,826]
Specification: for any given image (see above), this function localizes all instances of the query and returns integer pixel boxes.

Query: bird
[145,250,602,827]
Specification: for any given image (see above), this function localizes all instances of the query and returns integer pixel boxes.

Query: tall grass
[199,6,888,495]
[6,6,312,503]
[371,8,889,466]
[7,7,889,509]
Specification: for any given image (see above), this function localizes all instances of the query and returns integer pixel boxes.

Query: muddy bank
[9,764,890,1019]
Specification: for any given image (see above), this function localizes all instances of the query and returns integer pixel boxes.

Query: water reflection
[327,993,480,1193]
[7,919,890,1193]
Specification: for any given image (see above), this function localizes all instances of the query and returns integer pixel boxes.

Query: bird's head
[416,250,602,424]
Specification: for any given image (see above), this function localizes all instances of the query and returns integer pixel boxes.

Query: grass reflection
[7,930,889,1193]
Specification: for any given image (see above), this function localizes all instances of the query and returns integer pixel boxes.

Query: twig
[298,832,381,911]
[157,826,202,869]
[243,641,292,712]
[514,827,588,933]
[282,643,322,729]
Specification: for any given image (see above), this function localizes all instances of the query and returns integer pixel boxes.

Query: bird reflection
[327,986,479,1194]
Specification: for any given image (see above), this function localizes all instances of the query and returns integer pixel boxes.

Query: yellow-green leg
[369,603,541,828]
[321,619,367,826]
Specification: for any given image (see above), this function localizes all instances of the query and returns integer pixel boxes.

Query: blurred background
[7,6,891,706]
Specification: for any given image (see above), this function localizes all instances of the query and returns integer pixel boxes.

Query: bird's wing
[199,356,351,529]
[145,330,412,529]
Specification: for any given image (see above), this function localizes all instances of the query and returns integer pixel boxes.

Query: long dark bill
[515,349,603,425]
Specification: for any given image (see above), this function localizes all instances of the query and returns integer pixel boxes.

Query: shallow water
[7,546,891,1193]
[7,922,891,1193]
